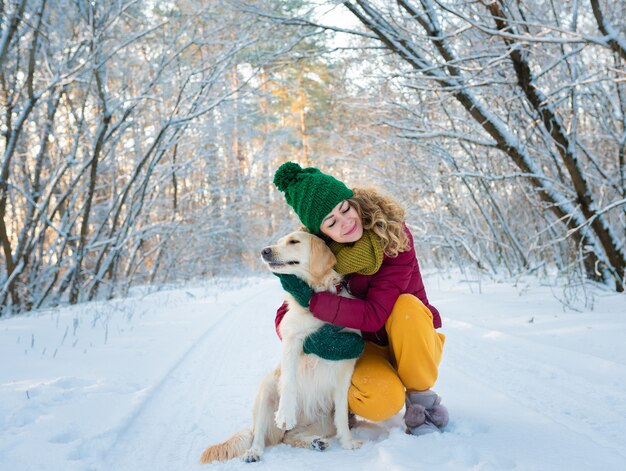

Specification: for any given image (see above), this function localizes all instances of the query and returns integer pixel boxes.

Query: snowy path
[444,317,626,457]
[1,276,625,471]
[101,285,279,470]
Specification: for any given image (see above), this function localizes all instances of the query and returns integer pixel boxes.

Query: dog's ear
[309,236,336,284]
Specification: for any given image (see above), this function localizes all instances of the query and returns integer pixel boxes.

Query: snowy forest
[1,0,625,316]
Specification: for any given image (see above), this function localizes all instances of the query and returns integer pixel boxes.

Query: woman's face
[320,200,363,243]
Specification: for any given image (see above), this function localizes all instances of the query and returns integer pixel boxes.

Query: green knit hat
[274,162,354,233]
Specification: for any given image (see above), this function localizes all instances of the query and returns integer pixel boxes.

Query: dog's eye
[288,240,300,245]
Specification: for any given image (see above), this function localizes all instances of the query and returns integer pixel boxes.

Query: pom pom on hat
[273,161,304,192]
[273,162,354,233]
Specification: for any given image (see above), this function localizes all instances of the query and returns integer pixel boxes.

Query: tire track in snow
[100,282,282,471]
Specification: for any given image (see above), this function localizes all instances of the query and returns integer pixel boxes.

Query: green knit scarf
[328,230,384,275]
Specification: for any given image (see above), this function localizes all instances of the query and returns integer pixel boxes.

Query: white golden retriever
[199,231,362,464]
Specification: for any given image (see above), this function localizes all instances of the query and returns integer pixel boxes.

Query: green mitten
[274,273,314,307]
[303,324,365,361]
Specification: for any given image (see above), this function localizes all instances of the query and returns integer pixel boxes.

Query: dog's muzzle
[261,247,299,269]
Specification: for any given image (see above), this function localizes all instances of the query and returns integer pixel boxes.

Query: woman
[273,161,448,435]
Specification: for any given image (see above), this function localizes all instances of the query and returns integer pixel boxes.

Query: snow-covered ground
[1,274,625,471]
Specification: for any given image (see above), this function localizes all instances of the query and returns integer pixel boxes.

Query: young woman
[272,162,448,435]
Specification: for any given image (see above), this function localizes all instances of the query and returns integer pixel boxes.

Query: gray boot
[404,390,449,436]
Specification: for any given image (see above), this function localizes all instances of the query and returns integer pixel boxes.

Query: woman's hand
[273,273,314,307]
[303,324,364,361]
[273,273,364,360]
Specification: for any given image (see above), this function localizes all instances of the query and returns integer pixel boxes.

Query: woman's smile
[344,221,358,236]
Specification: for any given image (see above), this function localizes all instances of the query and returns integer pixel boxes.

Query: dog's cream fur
[199,231,362,464]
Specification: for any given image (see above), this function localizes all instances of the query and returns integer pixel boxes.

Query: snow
[1,275,625,471]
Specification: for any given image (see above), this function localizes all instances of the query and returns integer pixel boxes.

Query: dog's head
[261,231,338,289]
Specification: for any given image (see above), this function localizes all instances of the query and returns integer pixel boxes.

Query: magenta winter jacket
[275,226,441,346]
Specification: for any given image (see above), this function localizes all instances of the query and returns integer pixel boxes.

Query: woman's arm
[275,301,289,339]
[310,251,415,332]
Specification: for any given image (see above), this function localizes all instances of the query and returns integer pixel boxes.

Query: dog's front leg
[333,361,363,450]
[274,337,302,430]
[243,370,283,462]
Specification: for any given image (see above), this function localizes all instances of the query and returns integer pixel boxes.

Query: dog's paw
[311,438,330,451]
[242,448,262,463]
[339,437,363,450]
[274,408,297,430]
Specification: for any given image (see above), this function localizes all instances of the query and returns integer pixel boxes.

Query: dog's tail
[199,428,253,464]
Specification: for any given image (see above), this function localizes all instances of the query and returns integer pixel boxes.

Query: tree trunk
[343,0,625,290]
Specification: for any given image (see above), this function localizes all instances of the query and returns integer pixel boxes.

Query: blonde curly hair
[349,188,410,257]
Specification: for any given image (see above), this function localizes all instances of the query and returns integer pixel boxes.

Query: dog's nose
[261,247,272,259]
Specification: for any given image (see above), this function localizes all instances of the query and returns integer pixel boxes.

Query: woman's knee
[348,371,405,421]
[386,295,436,341]
[385,294,445,391]
[391,294,433,322]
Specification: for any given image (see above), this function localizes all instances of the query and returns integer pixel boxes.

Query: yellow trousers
[348,294,445,421]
